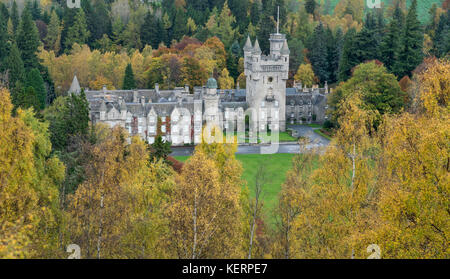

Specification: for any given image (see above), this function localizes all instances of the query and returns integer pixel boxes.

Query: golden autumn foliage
[66,126,175,258]
[294,63,317,88]
[0,88,65,258]
[277,59,449,259]
[166,142,245,259]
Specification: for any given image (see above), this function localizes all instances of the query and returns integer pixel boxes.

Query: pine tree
[141,12,162,49]
[250,0,260,26]
[433,9,450,58]
[31,0,41,20]
[381,4,404,71]
[258,9,276,54]
[45,10,61,53]
[3,42,25,87]
[327,27,343,84]
[64,8,90,51]
[393,0,423,78]
[307,22,329,84]
[353,11,380,64]
[122,63,136,90]
[214,1,237,49]
[338,28,358,82]
[90,0,111,44]
[172,7,187,42]
[149,135,172,162]
[228,0,249,32]
[0,2,8,21]
[0,11,7,70]
[10,0,19,33]
[16,8,40,69]
[25,68,46,110]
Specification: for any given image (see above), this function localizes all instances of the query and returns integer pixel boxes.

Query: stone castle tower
[243,23,289,132]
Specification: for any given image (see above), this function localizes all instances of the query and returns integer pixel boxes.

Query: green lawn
[174,153,297,224]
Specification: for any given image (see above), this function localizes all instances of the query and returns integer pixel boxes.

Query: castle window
[268,77,273,83]
[149,126,156,134]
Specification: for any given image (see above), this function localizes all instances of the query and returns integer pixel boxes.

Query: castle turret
[68,75,81,95]
[99,99,107,121]
[243,19,288,132]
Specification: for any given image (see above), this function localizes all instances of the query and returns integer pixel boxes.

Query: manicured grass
[174,153,297,224]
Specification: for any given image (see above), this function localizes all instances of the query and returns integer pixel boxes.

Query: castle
[69,31,330,146]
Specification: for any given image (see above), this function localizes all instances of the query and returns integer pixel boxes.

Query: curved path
[170,125,330,156]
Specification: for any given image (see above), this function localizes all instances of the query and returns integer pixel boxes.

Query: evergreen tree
[250,0,261,26]
[45,10,62,53]
[14,85,40,111]
[64,8,90,51]
[44,90,90,151]
[0,2,8,21]
[172,7,187,42]
[258,9,276,54]
[31,0,41,20]
[16,8,40,69]
[433,9,450,58]
[212,1,237,49]
[381,4,404,71]
[141,12,163,49]
[90,0,111,44]
[0,11,7,70]
[289,38,305,73]
[149,135,172,162]
[10,0,19,33]
[3,42,25,87]
[338,28,358,82]
[25,68,46,110]
[228,0,249,32]
[307,22,329,84]
[305,0,316,15]
[327,28,343,84]
[353,11,380,65]
[393,0,423,78]
[123,64,136,90]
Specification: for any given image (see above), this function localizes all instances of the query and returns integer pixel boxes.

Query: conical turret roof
[243,36,253,51]
[99,99,107,112]
[281,39,290,55]
[69,75,81,94]
[253,39,261,54]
